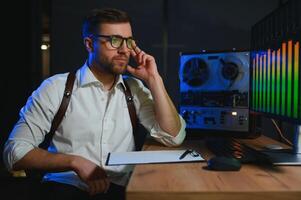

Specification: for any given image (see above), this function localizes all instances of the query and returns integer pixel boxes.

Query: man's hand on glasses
[127,46,160,84]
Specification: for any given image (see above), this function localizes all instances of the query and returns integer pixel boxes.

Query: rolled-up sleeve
[3,76,63,170]
[148,115,186,146]
[127,77,186,147]
[3,130,36,170]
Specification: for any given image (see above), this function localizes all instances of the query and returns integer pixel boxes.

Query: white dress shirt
[3,63,186,190]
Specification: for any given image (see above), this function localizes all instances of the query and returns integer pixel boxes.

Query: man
[3,8,186,200]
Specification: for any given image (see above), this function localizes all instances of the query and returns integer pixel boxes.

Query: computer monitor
[179,50,251,139]
[250,0,301,164]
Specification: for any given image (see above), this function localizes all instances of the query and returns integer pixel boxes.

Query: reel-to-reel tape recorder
[179,51,249,133]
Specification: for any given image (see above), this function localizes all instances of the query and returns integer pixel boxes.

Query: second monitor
[179,50,250,137]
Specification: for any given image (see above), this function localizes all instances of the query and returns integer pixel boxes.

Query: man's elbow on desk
[151,117,186,147]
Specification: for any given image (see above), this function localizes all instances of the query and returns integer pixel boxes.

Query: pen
[179,149,192,160]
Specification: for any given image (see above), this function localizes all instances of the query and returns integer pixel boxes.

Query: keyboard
[205,137,273,164]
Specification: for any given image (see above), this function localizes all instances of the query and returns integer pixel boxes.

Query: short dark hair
[82,8,131,38]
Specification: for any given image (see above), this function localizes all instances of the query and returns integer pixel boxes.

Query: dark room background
[1,0,282,172]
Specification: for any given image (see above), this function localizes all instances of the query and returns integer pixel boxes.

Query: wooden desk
[126,136,301,200]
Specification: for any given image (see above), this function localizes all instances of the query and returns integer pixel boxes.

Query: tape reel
[179,51,249,93]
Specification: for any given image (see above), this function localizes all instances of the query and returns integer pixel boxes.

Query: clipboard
[105,149,205,166]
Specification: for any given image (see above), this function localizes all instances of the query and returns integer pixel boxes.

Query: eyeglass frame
[91,34,137,50]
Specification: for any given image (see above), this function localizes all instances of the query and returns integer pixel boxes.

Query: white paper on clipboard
[105,150,205,166]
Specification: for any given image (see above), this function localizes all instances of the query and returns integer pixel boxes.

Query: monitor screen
[179,50,250,137]
[250,0,301,125]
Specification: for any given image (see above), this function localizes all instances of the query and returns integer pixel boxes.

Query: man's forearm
[13,148,76,172]
[146,74,181,136]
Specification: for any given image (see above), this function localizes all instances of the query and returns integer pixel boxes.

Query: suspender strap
[121,80,140,150]
[39,71,76,149]
[122,81,138,130]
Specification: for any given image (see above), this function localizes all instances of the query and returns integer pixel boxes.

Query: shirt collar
[79,62,126,90]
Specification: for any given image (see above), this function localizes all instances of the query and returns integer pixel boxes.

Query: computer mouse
[207,156,241,171]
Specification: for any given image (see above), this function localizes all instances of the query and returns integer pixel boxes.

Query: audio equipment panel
[179,51,249,132]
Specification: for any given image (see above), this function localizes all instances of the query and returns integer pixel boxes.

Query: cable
[271,119,293,146]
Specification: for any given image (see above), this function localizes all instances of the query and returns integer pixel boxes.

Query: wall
[0,0,43,171]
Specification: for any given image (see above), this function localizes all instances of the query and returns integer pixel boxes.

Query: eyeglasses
[92,34,136,50]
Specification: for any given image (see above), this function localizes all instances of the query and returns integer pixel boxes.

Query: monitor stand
[262,125,301,165]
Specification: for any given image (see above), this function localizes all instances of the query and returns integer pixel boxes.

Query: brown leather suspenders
[121,80,138,132]
[120,79,139,149]
[39,71,139,150]
[29,72,76,179]
[39,71,76,149]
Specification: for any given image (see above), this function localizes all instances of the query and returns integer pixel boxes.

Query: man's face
[93,22,133,75]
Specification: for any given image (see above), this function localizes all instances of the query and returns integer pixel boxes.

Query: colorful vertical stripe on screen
[287,40,292,117]
[256,53,259,110]
[263,54,267,112]
[252,57,256,110]
[276,49,281,115]
[258,55,262,111]
[271,50,276,114]
[281,42,286,116]
[267,49,271,113]
[294,41,299,119]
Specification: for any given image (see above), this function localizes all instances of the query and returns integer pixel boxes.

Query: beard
[98,55,129,75]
